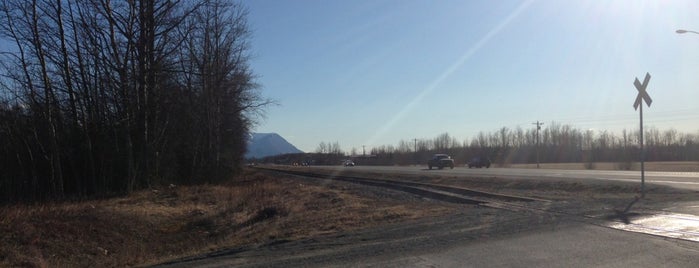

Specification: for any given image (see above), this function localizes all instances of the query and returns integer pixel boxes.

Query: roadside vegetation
[0,169,456,267]
[0,0,271,203]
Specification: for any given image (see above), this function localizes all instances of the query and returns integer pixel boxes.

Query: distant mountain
[245,133,303,159]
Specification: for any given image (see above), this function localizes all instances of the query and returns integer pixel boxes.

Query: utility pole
[413,138,418,165]
[362,145,366,156]
[533,121,544,168]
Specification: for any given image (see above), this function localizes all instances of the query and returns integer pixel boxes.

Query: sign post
[633,73,652,198]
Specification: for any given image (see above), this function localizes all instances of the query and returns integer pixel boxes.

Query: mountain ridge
[245,133,303,159]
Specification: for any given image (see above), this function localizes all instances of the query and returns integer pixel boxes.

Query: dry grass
[0,170,454,267]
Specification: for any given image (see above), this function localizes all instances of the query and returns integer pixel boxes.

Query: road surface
[309,165,699,191]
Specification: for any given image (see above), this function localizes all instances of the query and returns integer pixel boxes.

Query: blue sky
[247,0,699,152]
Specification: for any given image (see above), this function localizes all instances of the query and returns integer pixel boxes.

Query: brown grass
[0,170,454,267]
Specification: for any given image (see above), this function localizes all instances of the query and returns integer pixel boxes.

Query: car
[343,160,355,166]
[468,157,491,168]
[427,154,454,169]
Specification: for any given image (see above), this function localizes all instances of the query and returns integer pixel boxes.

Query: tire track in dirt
[259,167,549,209]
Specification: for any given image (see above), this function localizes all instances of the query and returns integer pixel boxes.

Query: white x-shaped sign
[633,72,652,110]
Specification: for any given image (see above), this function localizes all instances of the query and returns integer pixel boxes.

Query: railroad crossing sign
[633,73,652,110]
[632,72,652,198]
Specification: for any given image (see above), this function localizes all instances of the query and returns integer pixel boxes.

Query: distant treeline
[0,1,269,203]
[260,124,699,167]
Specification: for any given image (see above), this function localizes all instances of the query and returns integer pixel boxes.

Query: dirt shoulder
[324,167,699,215]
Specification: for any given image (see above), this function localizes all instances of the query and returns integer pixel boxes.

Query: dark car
[428,154,455,170]
[468,157,491,168]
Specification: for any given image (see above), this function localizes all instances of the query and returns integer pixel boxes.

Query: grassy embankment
[0,169,453,267]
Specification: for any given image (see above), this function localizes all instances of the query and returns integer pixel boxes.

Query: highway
[307,165,699,191]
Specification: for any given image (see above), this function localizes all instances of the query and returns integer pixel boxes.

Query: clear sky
[246,0,699,153]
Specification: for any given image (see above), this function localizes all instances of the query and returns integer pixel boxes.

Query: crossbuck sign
[634,73,652,110]
[633,72,652,198]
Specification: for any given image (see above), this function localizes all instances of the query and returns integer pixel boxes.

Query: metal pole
[533,121,543,168]
[414,139,418,165]
[640,103,645,198]
[536,121,541,168]
[633,72,651,198]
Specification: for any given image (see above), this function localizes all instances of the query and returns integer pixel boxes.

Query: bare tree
[0,0,269,202]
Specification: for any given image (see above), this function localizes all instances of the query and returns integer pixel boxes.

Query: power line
[539,108,699,126]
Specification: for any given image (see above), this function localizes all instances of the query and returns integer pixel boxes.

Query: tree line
[261,123,699,167]
[0,0,269,203]
[371,124,699,166]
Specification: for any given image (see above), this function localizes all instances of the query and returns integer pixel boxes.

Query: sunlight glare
[363,0,535,147]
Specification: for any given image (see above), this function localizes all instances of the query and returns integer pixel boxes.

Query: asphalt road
[357,222,699,268]
[309,165,699,191]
